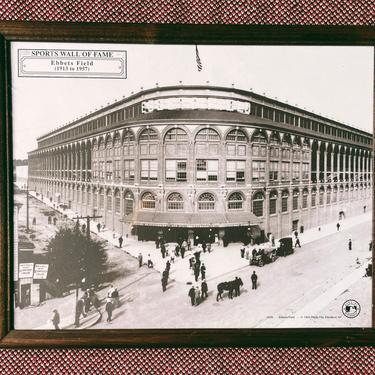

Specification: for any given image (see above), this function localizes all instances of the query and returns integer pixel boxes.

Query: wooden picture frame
[0,22,374,348]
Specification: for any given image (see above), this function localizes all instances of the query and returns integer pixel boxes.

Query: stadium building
[28,86,373,244]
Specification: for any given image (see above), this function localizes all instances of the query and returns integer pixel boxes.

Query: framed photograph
[0,23,374,347]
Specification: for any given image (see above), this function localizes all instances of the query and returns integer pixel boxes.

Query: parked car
[250,244,278,267]
[277,237,294,257]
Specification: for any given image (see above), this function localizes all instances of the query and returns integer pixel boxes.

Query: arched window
[226,129,247,157]
[281,190,289,213]
[167,192,184,211]
[124,191,134,214]
[269,190,277,215]
[139,128,158,141]
[228,192,244,210]
[113,132,121,157]
[141,192,155,209]
[302,188,308,209]
[198,193,215,211]
[106,189,112,211]
[196,128,220,142]
[165,127,188,141]
[319,186,324,205]
[226,129,247,142]
[292,189,299,211]
[311,187,317,207]
[269,132,280,145]
[114,189,121,214]
[252,192,264,217]
[251,130,267,143]
[99,188,104,210]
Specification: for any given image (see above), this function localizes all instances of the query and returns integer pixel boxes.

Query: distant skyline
[11,43,374,159]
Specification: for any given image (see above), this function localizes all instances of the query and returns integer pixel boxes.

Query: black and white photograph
[11,42,373,330]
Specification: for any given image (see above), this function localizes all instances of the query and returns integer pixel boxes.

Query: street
[14,192,372,329]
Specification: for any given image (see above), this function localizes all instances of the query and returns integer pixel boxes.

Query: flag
[195,45,202,72]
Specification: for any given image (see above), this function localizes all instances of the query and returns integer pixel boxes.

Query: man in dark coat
[138,253,143,267]
[194,264,200,282]
[295,237,301,248]
[240,247,245,258]
[166,260,171,272]
[181,246,185,259]
[175,244,180,257]
[97,222,101,232]
[348,239,352,251]
[74,297,87,327]
[188,286,196,306]
[251,271,258,290]
[51,309,60,330]
[118,236,123,248]
[105,299,114,323]
[161,275,167,292]
[201,280,208,300]
[200,263,206,280]
[161,244,166,258]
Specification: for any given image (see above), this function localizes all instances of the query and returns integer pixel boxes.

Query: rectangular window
[123,160,135,181]
[270,147,279,158]
[281,196,288,213]
[114,160,120,181]
[281,162,290,181]
[252,161,265,182]
[107,195,112,211]
[141,159,158,181]
[292,162,300,180]
[226,160,245,182]
[269,161,278,181]
[302,193,308,208]
[196,159,218,181]
[269,197,277,215]
[99,161,105,180]
[302,163,309,179]
[106,161,113,181]
[165,160,187,182]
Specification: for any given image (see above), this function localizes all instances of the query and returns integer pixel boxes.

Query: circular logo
[342,300,361,318]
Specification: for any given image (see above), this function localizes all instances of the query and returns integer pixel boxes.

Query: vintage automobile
[277,237,294,257]
[250,243,278,267]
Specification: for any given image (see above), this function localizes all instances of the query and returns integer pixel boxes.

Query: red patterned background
[1,1,374,373]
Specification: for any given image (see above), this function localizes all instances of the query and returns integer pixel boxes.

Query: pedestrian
[112,288,120,308]
[369,241,373,252]
[194,285,201,305]
[89,289,101,312]
[138,253,143,267]
[348,239,352,251]
[161,275,167,292]
[336,222,340,231]
[161,244,166,258]
[294,230,298,238]
[107,284,115,299]
[201,280,208,300]
[74,297,87,328]
[166,260,171,272]
[200,263,206,280]
[175,244,180,257]
[234,277,241,297]
[364,205,366,213]
[194,264,200,282]
[188,286,196,306]
[189,256,195,269]
[240,247,245,258]
[81,223,86,234]
[50,309,60,330]
[147,254,154,268]
[186,239,191,252]
[207,242,211,253]
[202,241,207,253]
[194,250,200,262]
[97,222,101,232]
[105,298,114,323]
[251,271,258,290]
[295,237,301,248]
[118,235,123,248]
[82,290,91,314]
[181,245,185,259]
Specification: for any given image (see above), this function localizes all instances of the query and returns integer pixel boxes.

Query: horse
[216,277,243,301]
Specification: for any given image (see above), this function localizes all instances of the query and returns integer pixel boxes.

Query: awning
[125,211,261,228]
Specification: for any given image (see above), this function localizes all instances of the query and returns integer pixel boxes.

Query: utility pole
[72,214,103,303]
[72,214,103,239]
[26,185,30,232]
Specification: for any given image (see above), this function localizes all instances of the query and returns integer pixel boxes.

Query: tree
[47,224,108,291]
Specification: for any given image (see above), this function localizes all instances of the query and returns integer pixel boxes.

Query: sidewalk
[29,191,372,286]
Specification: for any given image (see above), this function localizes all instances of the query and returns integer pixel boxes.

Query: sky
[11,43,374,159]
